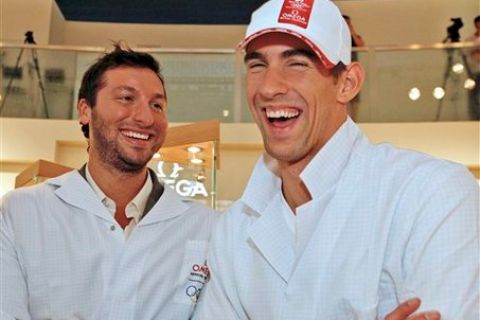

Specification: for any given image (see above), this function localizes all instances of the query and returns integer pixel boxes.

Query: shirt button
[110,225,116,231]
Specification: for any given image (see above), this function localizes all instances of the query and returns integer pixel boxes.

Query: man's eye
[288,61,309,68]
[118,95,134,103]
[247,61,266,71]
[151,103,164,111]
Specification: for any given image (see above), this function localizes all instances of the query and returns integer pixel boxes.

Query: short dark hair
[475,15,480,24]
[331,62,347,80]
[78,43,166,138]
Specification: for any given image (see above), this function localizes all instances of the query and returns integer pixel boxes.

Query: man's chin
[115,156,151,174]
[265,150,295,163]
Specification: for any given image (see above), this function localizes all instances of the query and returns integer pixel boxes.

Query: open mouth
[265,108,300,124]
[121,130,150,141]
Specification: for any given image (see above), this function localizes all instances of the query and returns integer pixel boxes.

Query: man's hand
[385,298,441,320]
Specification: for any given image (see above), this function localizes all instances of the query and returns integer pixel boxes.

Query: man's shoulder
[2,179,55,204]
[184,199,219,218]
[151,187,219,233]
[213,200,257,233]
[357,142,478,206]
[359,142,469,180]
[1,170,80,213]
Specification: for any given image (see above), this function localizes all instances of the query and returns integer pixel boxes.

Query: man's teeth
[266,109,299,119]
[123,131,149,140]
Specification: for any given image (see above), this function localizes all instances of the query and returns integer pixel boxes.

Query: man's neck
[278,160,313,214]
[281,172,311,214]
[88,160,148,209]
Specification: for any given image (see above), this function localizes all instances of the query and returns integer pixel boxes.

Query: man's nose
[257,68,288,99]
[132,99,155,126]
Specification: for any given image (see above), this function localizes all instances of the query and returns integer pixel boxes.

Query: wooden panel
[160,141,215,169]
[161,120,220,169]
[15,159,73,188]
[163,120,220,148]
[468,166,479,179]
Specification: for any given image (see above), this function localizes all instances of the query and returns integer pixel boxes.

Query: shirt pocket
[173,240,209,305]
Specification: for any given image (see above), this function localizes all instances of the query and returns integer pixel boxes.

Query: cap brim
[238,28,336,69]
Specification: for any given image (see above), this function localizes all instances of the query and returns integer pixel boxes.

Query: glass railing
[354,42,479,122]
[0,42,478,123]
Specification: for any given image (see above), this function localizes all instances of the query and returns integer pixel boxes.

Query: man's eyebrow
[114,86,166,99]
[244,51,264,63]
[244,48,317,63]
[282,48,317,59]
[114,85,136,92]
[153,93,166,100]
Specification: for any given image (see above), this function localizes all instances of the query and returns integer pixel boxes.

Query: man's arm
[0,204,31,320]
[384,163,479,319]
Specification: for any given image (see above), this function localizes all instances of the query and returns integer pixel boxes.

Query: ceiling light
[187,146,202,154]
[464,78,476,90]
[451,63,464,74]
[190,158,204,164]
[196,173,206,181]
[433,87,445,100]
[223,109,230,117]
[408,87,421,101]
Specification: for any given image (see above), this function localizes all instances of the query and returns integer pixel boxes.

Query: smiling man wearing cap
[193,0,479,319]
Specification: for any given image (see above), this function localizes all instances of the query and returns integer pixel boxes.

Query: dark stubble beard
[90,112,153,174]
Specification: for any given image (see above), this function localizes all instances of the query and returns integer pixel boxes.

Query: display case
[150,120,220,209]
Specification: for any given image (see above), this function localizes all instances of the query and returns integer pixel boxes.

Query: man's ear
[336,62,365,104]
[77,98,92,125]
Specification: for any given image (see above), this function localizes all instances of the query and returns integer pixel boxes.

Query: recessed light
[190,158,204,164]
[408,87,421,101]
[433,87,445,100]
[464,78,476,90]
[187,146,202,154]
[451,63,464,74]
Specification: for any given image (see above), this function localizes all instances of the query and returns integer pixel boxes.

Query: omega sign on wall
[155,161,208,198]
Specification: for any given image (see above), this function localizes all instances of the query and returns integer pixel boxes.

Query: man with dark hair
[1,44,216,319]
[194,1,479,319]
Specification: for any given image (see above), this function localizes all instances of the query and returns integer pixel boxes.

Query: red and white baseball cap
[239,0,351,69]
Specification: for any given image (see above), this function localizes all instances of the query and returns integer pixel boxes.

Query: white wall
[61,22,247,49]
[1,0,54,44]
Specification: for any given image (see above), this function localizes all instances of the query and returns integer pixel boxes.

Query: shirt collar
[241,154,282,215]
[241,117,361,213]
[85,164,107,201]
[300,117,361,197]
[85,164,153,223]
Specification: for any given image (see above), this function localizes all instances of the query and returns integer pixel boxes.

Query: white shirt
[85,164,152,237]
[194,117,479,320]
[1,170,217,320]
